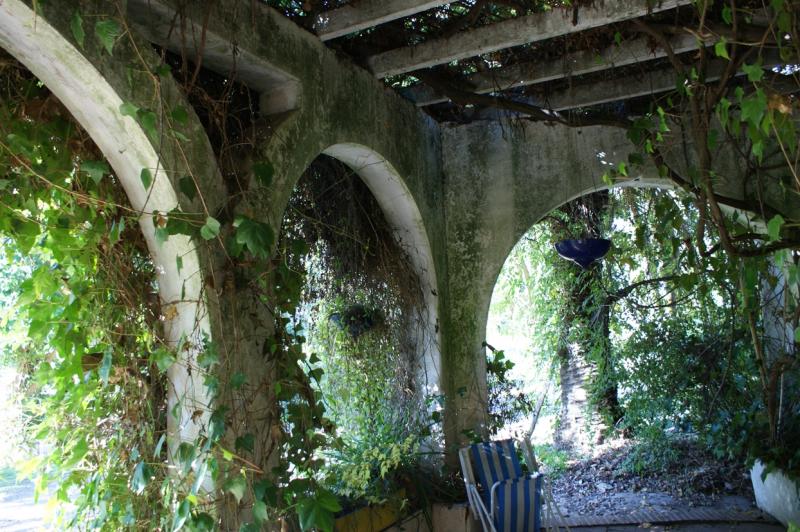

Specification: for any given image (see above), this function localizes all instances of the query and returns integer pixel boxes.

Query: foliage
[283,158,438,508]
[532,444,569,477]
[0,35,338,531]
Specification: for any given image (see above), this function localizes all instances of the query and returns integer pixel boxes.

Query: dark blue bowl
[555,238,612,268]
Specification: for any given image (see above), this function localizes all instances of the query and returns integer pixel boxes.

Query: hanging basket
[554,238,611,269]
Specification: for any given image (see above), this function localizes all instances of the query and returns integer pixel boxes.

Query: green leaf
[81,160,109,185]
[155,63,172,77]
[140,167,153,190]
[230,372,246,390]
[171,106,189,125]
[109,218,124,245]
[99,351,112,386]
[767,214,784,242]
[795,326,800,343]
[253,161,274,187]
[223,475,246,504]
[120,102,139,118]
[131,461,151,494]
[722,5,733,24]
[138,109,158,140]
[188,513,215,531]
[297,491,340,532]
[714,38,729,59]
[94,19,121,55]
[253,501,268,524]
[235,433,255,453]
[742,62,764,83]
[233,216,274,259]
[152,349,176,373]
[70,11,85,48]
[179,176,197,201]
[197,342,219,368]
[176,255,184,274]
[200,217,221,241]
[171,499,191,532]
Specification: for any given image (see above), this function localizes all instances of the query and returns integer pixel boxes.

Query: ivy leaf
[767,214,784,242]
[120,102,138,118]
[140,168,153,190]
[171,105,189,125]
[110,218,124,245]
[253,161,274,187]
[94,19,121,56]
[155,63,172,77]
[197,342,219,368]
[200,217,221,241]
[138,109,159,141]
[742,62,764,83]
[235,433,255,453]
[297,491,340,532]
[152,348,176,373]
[253,500,268,524]
[223,475,246,504]
[131,461,152,494]
[714,38,730,60]
[81,160,109,185]
[233,216,274,259]
[70,11,85,48]
[171,499,191,532]
[722,5,733,24]
[179,176,197,201]
[230,372,246,390]
[188,513,215,531]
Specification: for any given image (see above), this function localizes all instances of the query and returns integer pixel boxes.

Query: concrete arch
[323,143,442,393]
[0,0,223,448]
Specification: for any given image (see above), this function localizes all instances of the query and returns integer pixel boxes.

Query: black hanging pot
[555,238,611,269]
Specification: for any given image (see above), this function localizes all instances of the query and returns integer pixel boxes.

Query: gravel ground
[546,438,762,519]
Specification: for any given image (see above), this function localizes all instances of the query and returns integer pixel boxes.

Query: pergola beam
[368,0,693,78]
[315,0,452,41]
[533,55,779,111]
[405,32,703,106]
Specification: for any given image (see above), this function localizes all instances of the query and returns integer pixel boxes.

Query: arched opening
[276,147,440,510]
[0,0,211,452]
[485,183,790,518]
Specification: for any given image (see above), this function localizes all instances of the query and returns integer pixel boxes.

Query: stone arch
[0,0,225,448]
[322,143,442,393]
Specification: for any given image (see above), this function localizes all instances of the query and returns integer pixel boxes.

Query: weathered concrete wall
[440,120,656,449]
[132,0,447,396]
[439,116,800,450]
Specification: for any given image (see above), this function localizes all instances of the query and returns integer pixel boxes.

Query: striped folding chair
[459,439,543,532]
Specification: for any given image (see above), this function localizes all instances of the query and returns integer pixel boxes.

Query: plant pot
[554,238,611,269]
[750,459,800,527]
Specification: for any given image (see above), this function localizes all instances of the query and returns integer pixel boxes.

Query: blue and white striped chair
[459,439,543,532]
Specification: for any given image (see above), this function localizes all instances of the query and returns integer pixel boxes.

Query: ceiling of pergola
[265,0,766,122]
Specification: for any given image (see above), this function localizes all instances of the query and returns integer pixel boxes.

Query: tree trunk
[551,191,621,450]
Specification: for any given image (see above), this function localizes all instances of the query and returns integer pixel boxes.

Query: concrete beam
[126,0,300,114]
[368,0,693,78]
[315,0,452,41]
[405,32,703,106]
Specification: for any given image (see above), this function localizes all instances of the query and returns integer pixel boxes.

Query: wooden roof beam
[521,54,781,112]
[405,32,704,106]
[368,0,694,78]
[315,0,452,41]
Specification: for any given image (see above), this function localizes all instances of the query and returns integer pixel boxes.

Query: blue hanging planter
[555,238,611,269]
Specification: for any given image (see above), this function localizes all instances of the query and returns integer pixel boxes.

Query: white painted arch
[323,143,442,394]
[0,0,212,448]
